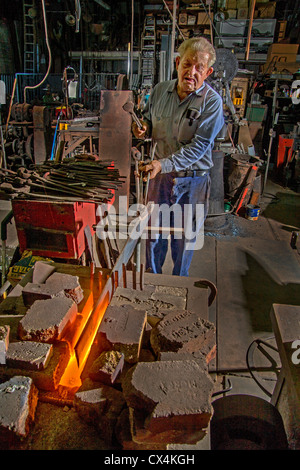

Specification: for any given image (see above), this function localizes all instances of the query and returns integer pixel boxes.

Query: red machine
[12,199,98,260]
[277,135,295,169]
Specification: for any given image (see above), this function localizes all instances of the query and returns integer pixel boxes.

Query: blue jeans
[146,172,210,277]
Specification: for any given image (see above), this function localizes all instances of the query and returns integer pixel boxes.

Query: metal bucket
[227,153,253,199]
[211,394,288,450]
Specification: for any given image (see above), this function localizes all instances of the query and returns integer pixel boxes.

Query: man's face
[176,49,213,100]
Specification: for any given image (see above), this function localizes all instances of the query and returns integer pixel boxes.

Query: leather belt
[174,169,210,178]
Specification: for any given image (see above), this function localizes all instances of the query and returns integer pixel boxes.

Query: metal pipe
[130,0,134,90]
[170,0,177,78]
[162,0,184,40]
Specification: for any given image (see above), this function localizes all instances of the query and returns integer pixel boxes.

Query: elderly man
[132,37,224,276]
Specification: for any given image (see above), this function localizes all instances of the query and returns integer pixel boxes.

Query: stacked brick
[0,376,38,447]
[74,285,216,449]
[0,263,85,446]
[0,262,217,449]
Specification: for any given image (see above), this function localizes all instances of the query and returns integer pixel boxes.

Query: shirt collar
[168,79,206,97]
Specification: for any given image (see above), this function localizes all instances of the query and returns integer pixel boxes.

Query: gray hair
[177,37,216,68]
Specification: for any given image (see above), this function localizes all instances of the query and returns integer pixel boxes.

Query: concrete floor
[157,178,300,403]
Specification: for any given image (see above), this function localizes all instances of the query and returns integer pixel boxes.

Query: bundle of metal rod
[0,156,125,203]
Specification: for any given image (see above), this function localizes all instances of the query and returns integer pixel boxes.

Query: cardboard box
[197,12,213,24]
[237,7,248,18]
[278,20,287,32]
[262,44,300,73]
[276,21,287,41]
[237,0,248,7]
[178,13,187,25]
[226,0,237,8]
[255,1,276,18]
[261,61,299,74]
[227,9,237,18]
[267,43,299,61]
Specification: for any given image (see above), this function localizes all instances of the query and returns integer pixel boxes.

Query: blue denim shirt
[143,79,224,173]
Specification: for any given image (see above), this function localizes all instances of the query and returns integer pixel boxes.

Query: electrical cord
[212,377,233,398]
[199,0,225,47]
[246,337,280,399]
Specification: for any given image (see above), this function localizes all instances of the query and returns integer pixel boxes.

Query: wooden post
[245,0,256,61]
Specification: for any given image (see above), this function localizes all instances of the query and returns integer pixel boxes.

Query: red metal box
[12,199,98,260]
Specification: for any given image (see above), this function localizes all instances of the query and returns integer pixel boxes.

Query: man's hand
[138,160,162,181]
[132,121,148,139]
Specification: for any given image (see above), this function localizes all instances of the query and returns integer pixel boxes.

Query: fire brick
[32,261,56,284]
[128,407,207,447]
[0,325,10,365]
[0,376,38,442]
[98,304,147,363]
[74,378,126,445]
[0,341,71,392]
[6,341,53,371]
[22,282,66,306]
[18,296,78,343]
[115,408,173,450]
[45,272,84,304]
[89,350,125,384]
[110,285,187,319]
[159,350,207,368]
[122,359,214,443]
[22,273,84,307]
[150,310,216,363]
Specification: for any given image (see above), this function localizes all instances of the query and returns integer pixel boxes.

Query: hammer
[123,101,143,130]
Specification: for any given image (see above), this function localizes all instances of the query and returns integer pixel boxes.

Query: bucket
[246,204,260,220]
[227,154,253,199]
